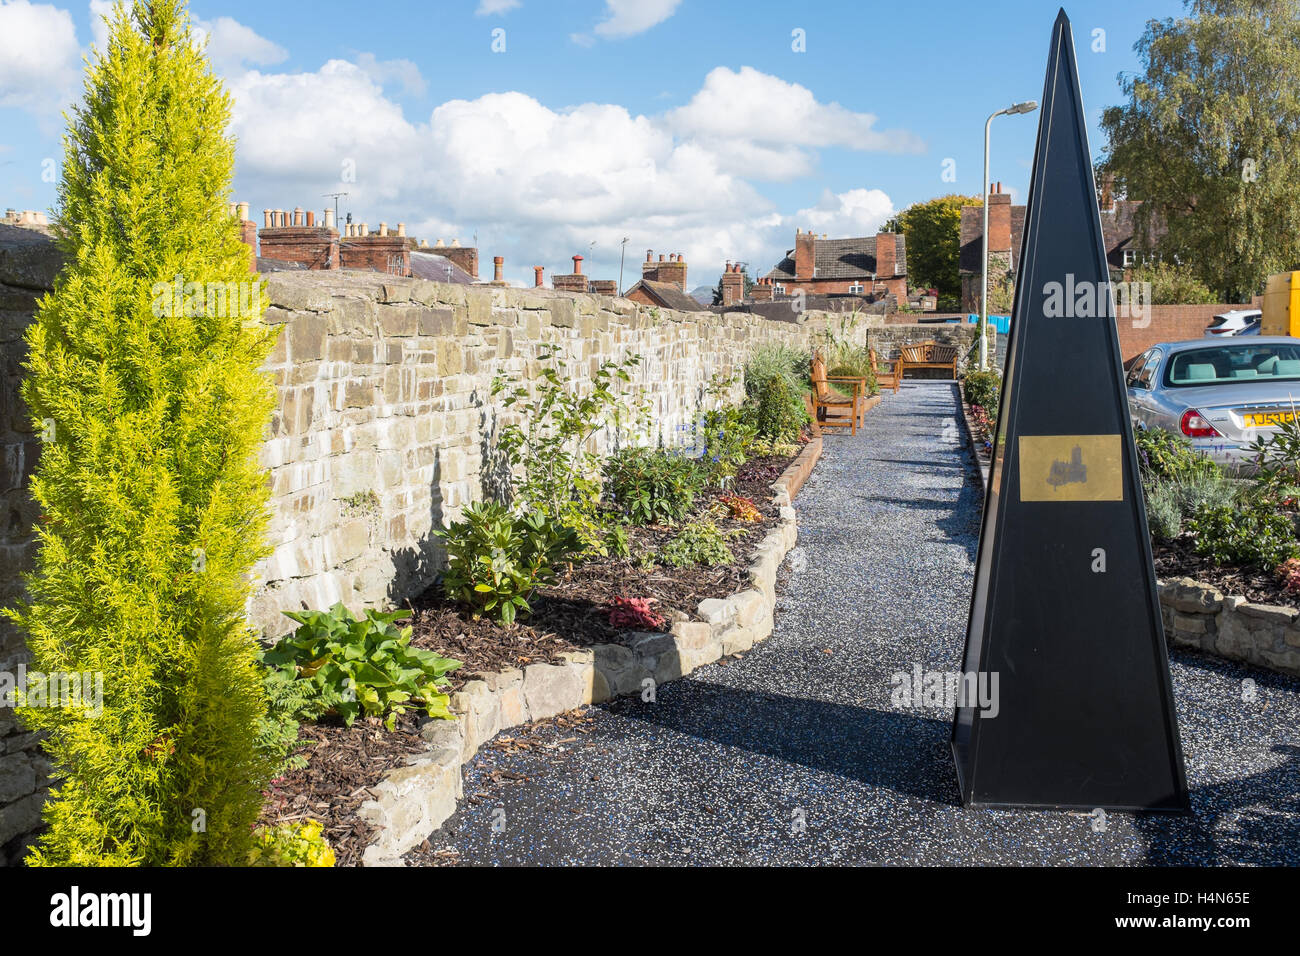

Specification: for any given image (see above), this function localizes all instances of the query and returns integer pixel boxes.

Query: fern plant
[5,0,279,865]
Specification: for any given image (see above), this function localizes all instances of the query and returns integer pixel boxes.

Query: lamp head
[1007,100,1039,115]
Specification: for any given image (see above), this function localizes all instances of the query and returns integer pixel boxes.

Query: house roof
[959,198,1157,275]
[626,279,707,312]
[763,234,906,282]
[409,251,476,284]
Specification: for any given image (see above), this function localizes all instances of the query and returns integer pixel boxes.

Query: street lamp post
[618,236,629,296]
[980,100,1038,371]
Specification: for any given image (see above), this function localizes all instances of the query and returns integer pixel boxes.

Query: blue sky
[0,0,1187,287]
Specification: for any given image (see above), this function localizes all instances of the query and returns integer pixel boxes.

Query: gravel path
[412,382,1300,866]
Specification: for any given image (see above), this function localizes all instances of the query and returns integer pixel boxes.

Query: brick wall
[1117,303,1254,362]
[0,227,879,859]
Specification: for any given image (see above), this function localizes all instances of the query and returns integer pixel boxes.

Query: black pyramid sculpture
[951,9,1189,811]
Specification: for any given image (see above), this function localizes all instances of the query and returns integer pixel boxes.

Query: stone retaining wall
[0,226,869,864]
[358,434,824,865]
[1158,577,1300,677]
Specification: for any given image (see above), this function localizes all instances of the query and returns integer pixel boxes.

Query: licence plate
[1244,409,1297,427]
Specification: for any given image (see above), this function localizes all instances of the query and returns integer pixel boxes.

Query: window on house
[774,284,786,295]
[848,282,864,294]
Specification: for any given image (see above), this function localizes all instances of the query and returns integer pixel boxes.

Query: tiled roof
[959,198,1158,275]
[626,279,707,312]
[410,251,476,284]
[763,234,906,281]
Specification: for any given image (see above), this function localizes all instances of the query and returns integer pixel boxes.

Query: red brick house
[624,250,706,311]
[958,180,1163,312]
[761,228,908,302]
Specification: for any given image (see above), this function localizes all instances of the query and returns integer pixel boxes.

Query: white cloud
[593,0,681,38]
[668,66,926,166]
[475,0,520,14]
[194,15,289,74]
[789,188,896,238]
[0,0,81,115]
[353,53,426,97]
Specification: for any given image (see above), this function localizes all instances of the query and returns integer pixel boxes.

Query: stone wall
[0,226,871,861]
[248,270,862,638]
[1159,577,1300,677]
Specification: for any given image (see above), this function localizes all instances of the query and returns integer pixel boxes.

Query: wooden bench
[899,341,958,379]
[810,355,861,435]
[870,348,902,394]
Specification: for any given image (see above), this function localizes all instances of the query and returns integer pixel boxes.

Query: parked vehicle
[1126,337,1300,471]
[1203,309,1262,337]
[1261,271,1300,336]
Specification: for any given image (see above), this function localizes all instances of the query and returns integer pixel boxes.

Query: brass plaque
[1018,434,1123,501]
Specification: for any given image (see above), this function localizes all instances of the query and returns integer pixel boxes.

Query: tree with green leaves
[1100,0,1300,302]
[1126,260,1218,304]
[7,0,278,865]
[892,194,983,299]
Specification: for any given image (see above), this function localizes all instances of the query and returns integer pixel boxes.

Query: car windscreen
[1165,344,1300,387]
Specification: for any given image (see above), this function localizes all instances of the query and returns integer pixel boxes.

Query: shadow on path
[606,679,964,807]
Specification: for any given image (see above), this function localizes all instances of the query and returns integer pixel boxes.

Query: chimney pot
[420,239,428,248]
[306,210,315,227]
[451,238,461,247]
[572,255,584,275]
[646,250,653,262]
[493,256,504,282]
[378,222,388,237]
[435,238,445,247]
[534,266,544,287]
[659,254,665,262]
[263,209,272,228]
[293,207,303,227]
[324,208,335,228]
[397,223,406,237]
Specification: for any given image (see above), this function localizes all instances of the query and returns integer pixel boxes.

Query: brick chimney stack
[794,228,816,280]
[440,240,478,279]
[257,201,339,270]
[988,181,1012,254]
[552,254,590,293]
[655,252,687,290]
[720,261,745,307]
[875,232,897,279]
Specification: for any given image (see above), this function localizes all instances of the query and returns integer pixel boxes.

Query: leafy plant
[744,343,809,400]
[746,373,808,443]
[493,346,648,552]
[659,518,740,568]
[963,370,1001,414]
[1188,500,1299,569]
[1143,480,1184,541]
[1134,428,1219,483]
[604,448,705,525]
[1248,409,1300,493]
[717,493,763,522]
[264,604,461,730]
[6,0,280,866]
[604,521,632,559]
[1277,557,1300,595]
[248,820,336,867]
[607,597,667,630]
[437,501,579,624]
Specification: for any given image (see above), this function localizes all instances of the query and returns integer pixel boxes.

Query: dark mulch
[266,446,805,865]
[405,451,797,676]
[1152,535,1297,608]
[258,712,429,868]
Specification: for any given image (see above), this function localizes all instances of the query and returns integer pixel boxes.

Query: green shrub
[604,522,632,559]
[604,448,705,524]
[744,343,808,400]
[696,406,757,486]
[248,820,335,867]
[437,501,579,624]
[659,519,739,568]
[1134,428,1219,483]
[264,604,460,730]
[746,374,808,443]
[1143,480,1184,541]
[963,370,1001,412]
[254,661,342,775]
[493,346,648,553]
[5,0,280,866]
[1188,501,1299,568]
[827,363,879,398]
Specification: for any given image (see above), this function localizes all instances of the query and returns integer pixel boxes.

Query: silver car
[1126,337,1300,472]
